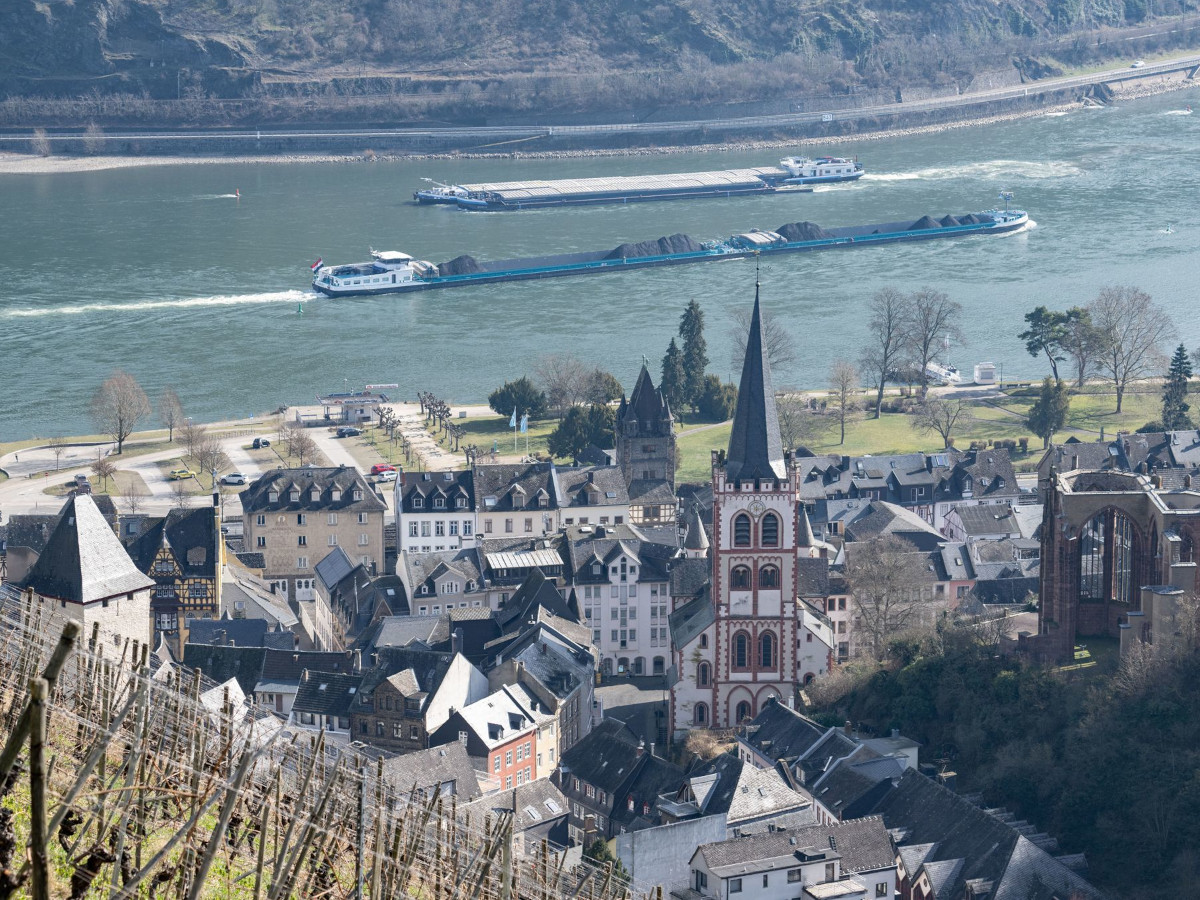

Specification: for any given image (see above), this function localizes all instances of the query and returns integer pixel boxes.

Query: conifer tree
[660,338,686,413]
[1162,343,1193,430]
[1027,376,1071,448]
[679,299,708,410]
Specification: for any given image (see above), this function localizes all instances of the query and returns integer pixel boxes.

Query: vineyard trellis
[0,586,657,900]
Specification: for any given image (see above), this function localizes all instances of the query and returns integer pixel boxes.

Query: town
[4,280,1199,900]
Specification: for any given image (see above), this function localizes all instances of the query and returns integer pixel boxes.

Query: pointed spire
[726,284,785,482]
[798,506,816,548]
[684,505,710,553]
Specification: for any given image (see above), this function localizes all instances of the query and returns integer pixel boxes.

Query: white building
[394,469,476,553]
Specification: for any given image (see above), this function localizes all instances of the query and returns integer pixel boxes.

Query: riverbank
[1,70,1193,176]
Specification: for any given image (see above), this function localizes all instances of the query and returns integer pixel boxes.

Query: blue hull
[312,210,1029,297]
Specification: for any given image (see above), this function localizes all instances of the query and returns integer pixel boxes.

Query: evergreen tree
[1026,376,1071,448]
[487,377,548,420]
[678,299,708,410]
[1162,343,1193,430]
[660,338,686,413]
[697,374,737,421]
[546,404,616,460]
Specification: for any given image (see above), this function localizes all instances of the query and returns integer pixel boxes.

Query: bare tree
[776,393,830,451]
[91,457,117,492]
[1088,285,1175,412]
[196,435,232,487]
[170,478,191,509]
[121,481,144,516]
[30,127,50,157]
[827,360,860,446]
[731,306,796,372]
[90,370,151,454]
[535,353,589,418]
[160,388,184,442]
[283,425,317,466]
[911,398,972,447]
[82,122,105,155]
[904,288,964,396]
[860,287,910,418]
[48,437,69,471]
[180,420,207,460]
[844,535,939,661]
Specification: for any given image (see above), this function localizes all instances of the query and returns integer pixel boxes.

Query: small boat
[412,179,468,204]
[927,362,964,385]
[311,251,439,297]
[973,362,998,385]
[777,156,864,185]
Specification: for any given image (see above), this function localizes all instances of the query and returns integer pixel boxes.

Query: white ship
[926,362,964,385]
[312,251,439,297]
[777,155,865,185]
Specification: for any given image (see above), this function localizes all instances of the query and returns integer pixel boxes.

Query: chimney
[352,649,362,673]
[649,742,656,758]
[1070,454,1079,470]
[452,628,464,656]
[891,728,900,739]
[1186,474,1193,490]
[302,670,309,682]
[212,489,220,509]
[636,740,644,758]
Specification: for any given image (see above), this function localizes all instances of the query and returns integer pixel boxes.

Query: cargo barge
[311,205,1030,297]
[422,156,863,211]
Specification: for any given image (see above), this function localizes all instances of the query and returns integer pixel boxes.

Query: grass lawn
[430,414,558,460]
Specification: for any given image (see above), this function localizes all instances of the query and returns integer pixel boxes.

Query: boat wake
[865,160,1082,182]
[1162,108,1193,116]
[195,193,241,200]
[3,289,314,319]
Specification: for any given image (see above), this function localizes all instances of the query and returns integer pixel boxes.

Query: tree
[1018,306,1070,381]
[121,480,144,515]
[731,306,796,371]
[535,353,589,418]
[91,457,117,492]
[697,374,737,421]
[1026,377,1071,448]
[181,420,207,460]
[860,287,910,419]
[170,478,191,509]
[583,369,623,406]
[828,359,860,445]
[1162,343,1193,430]
[90,370,150,454]
[1062,306,1108,389]
[30,127,50,157]
[660,338,686,413]
[911,398,971,447]
[904,288,963,396]
[282,425,317,466]
[776,394,830,450]
[488,377,548,421]
[1088,285,1175,412]
[546,404,616,460]
[583,839,630,882]
[196,435,232,486]
[83,122,105,155]
[160,388,184,442]
[48,436,69,471]
[679,299,708,409]
[843,535,938,661]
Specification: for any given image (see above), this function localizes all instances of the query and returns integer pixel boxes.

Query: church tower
[707,287,802,727]
[614,365,676,492]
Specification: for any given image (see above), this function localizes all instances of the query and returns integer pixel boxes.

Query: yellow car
[169,468,195,480]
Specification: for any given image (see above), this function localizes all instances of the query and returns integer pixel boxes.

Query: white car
[376,470,398,483]
[221,472,247,485]
[1130,59,1145,68]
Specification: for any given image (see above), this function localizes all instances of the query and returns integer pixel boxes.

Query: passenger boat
[412,179,468,204]
[926,362,965,385]
[311,251,439,296]
[777,156,865,185]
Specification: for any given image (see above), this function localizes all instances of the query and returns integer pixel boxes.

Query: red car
[370,463,396,475]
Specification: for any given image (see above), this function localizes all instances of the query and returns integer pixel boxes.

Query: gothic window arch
[694,703,708,726]
[759,632,775,669]
[697,662,710,687]
[731,566,751,589]
[761,513,780,547]
[759,565,780,589]
[732,631,750,669]
[735,700,752,723]
[733,514,752,547]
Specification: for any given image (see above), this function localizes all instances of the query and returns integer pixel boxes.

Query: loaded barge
[419,156,864,211]
[311,205,1030,297]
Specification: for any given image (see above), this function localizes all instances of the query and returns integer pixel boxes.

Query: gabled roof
[670,556,711,600]
[181,644,268,695]
[628,478,678,506]
[124,507,218,579]
[292,671,362,718]
[1,514,59,555]
[185,616,293,649]
[562,523,675,584]
[402,548,483,599]
[559,717,644,794]
[459,779,569,836]
[381,741,482,801]
[740,699,829,764]
[797,557,831,596]
[555,466,630,509]
[668,589,715,652]
[497,569,581,630]
[679,752,811,825]
[314,546,356,591]
[240,467,386,513]
[951,503,1021,537]
[695,815,894,876]
[452,685,537,749]
[726,288,786,483]
[399,469,475,513]
[23,494,153,604]
[609,753,686,831]
[473,462,557,512]
[843,501,945,551]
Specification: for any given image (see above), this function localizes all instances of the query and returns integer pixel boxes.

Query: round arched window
[733,514,752,547]
[759,565,780,588]
[759,632,775,669]
[761,513,780,547]
[731,566,751,589]
[735,700,752,723]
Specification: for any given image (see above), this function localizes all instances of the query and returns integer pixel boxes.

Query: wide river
[3,89,1198,441]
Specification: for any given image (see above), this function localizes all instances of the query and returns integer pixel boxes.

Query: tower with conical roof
[724,287,786,485]
[614,364,676,492]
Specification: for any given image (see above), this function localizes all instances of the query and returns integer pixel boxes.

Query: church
[669,288,833,738]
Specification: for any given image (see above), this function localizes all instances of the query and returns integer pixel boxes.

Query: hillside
[3,0,1200,124]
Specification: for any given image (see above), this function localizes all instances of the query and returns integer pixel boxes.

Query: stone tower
[615,365,676,492]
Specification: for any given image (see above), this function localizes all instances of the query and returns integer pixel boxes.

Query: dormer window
[269,491,279,503]
[456,497,467,509]
[353,490,363,501]
[290,490,300,502]
[311,488,320,501]
[331,489,341,501]
[414,497,424,509]
[434,497,445,509]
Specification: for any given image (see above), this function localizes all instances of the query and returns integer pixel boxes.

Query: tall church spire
[726,284,786,482]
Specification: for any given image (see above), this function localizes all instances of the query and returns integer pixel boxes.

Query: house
[184,614,295,650]
[240,466,387,603]
[220,562,300,631]
[430,684,543,791]
[314,388,389,424]
[562,522,677,677]
[395,469,476,553]
[555,466,631,529]
[351,647,488,753]
[180,644,356,716]
[123,500,223,648]
[380,741,483,802]
[290,669,362,734]
[679,816,896,900]
[314,547,405,647]
[1036,430,1200,500]
[473,462,558,540]
[942,503,1023,543]
[479,536,567,609]
[401,547,487,613]
[20,494,153,659]
[458,779,570,856]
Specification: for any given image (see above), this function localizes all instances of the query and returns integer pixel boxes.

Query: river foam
[3,289,314,319]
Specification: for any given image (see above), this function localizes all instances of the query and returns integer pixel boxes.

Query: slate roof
[23,494,154,604]
[124,507,218,579]
[740,699,829,764]
[628,478,677,506]
[181,644,268,695]
[260,648,355,681]
[670,556,711,600]
[668,590,715,653]
[842,501,945,551]
[1041,440,1115,474]
[398,469,475,513]
[696,815,894,876]
[951,503,1022,537]
[609,753,687,831]
[239,467,386,513]
[562,523,674,585]
[380,741,482,801]
[2,514,61,555]
[452,686,537,749]
[402,548,483,598]
[676,753,811,826]
[682,506,710,552]
[292,671,363,718]
[797,558,831,596]
[953,450,1019,499]
[809,749,905,820]
[354,647,457,716]
[459,779,569,837]
[496,569,581,631]
[314,546,356,592]
[559,717,644,794]
[618,365,672,436]
[498,625,593,700]
[473,462,557,512]
[186,617,287,648]
[726,289,786,483]
[371,615,448,649]
[555,466,630,509]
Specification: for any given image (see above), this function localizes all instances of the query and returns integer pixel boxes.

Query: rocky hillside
[3,0,1199,118]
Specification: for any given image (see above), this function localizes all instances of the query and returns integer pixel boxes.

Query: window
[505,518,513,533]
[730,566,751,589]
[733,514,751,547]
[434,497,445,509]
[505,750,513,766]
[524,741,531,759]
[761,512,780,546]
[358,533,369,545]
[733,632,749,669]
[459,731,468,744]
[328,535,338,546]
[494,756,501,773]
[762,874,769,888]
[736,700,752,723]
[421,522,430,537]
[256,536,266,548]
[376,721,384,737]
[788,869,801,884]
[484,519,493,534]
[759,565,779,589]
[505,776,512,790]
[525,517,533,533]
[327,513,338,525]
[759,631,775,669]
[297,556,308,569]
[699,634,708,649]
[409,523,418,537]
[393,722,403,738]
[414,496,424,509]
[298,535,307,546]
[297,513,307,526]
[449,521,459,536]
[697,663,710,686]
[463,522,472,536]
[358,512,369,524]
[694,872,707,891]
[828,597,837,612]
[825,863,835,883]
[256,514,266,526]
[730,878,742,894]
[876,883,888,897]
[693,702,708,725]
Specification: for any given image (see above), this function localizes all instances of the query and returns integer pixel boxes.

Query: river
[2,89,1198,441]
